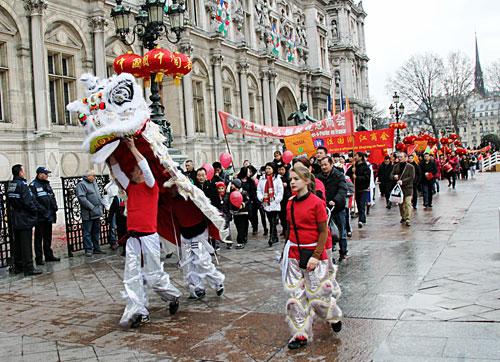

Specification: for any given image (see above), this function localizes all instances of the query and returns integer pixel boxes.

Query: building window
[193,80,205,133]
[319,35,326,69]
[223,87,232,113]
[249,91,255,121]
[0,43,7,122]
[48,52,76,125]
[106,63,115,78]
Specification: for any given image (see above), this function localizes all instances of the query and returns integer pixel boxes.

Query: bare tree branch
[388,53,444,137]
[442,51,474,134]
[486,59,500,91]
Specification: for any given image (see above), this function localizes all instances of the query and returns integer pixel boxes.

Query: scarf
[263,175,275,205]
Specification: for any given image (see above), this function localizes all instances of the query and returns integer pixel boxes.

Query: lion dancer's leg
[141,233,182,315]
[119,237,148,327]
[181,229,225,298]
[306,260,343,333]
[285,259,313,348]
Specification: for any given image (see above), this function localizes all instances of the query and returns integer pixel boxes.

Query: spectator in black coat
[378,156,394,209]
[420,153,438,208]
[409,154,422,210]
[346,152,371,228]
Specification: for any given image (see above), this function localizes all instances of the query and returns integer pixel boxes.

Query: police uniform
[30,167,59,264]
[7,175,39,275]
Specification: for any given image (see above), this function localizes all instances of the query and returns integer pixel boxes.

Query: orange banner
[313,128,394,153]
[284,131,317,158]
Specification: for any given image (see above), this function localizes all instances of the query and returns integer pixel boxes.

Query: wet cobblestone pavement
[1,173,500,361]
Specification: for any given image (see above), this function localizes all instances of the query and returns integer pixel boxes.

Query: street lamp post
[110,0,186,147]
[389,91,405,144]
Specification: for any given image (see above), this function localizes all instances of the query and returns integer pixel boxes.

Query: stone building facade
[0,0,371,188]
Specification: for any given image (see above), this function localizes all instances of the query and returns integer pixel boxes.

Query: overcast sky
[362,0,500,115]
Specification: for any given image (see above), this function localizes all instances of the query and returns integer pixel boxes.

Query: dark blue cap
[36,166,51,174]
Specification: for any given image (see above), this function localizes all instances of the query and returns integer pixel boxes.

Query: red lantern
[166,52,192,85]
[143,47,172,83]
[449,133,459,141]
[454,140,462,147]
[399,122,407,129]
[440,137,450,145]
[442,145,451,154]
[403,136,415,145]
[113,51,143,77]
[428,137,438,146]
[456,147,467,156]
[396,142,406,152]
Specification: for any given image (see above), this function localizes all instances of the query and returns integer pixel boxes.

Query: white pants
[284,258,342,341]
[119,233,181,326]
[180,229,225,297]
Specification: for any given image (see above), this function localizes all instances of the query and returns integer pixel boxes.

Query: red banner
[313,128,395,154]
[218,111,354,139]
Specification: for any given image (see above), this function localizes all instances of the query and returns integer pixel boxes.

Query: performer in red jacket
[110,138,181,328]
[169,185,225,299]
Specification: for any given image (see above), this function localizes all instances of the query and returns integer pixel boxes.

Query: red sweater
[126,181,159,233]
[287,193,328,260]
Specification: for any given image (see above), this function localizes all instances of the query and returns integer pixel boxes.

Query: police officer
[30,167,60,265]
[7,164,42,276]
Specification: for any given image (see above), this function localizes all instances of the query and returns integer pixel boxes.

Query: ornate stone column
[89,15,108,79]
[300,81,307,103]
[238,59,250,120]
[25,0,49,134]
[268,68,278,127]
[211,49,224,138]
[180,40,195,138]
[260,67,271,126]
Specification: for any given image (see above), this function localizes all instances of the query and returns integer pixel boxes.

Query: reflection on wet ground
[1,173,499,361]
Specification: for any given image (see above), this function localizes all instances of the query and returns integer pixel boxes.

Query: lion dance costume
[67,73,227,327]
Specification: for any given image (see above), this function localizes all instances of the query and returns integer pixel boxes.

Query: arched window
[0,6,19,123]
[248,74,260,123]
[45,22,86,126]
[191,59,210,134]
[222,67,238,116]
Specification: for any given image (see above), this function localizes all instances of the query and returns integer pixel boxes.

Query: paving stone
[22,351,60,362]
[443,338,500,359]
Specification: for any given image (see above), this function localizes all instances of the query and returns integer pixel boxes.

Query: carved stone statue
[331,20,338,38]
[287,102,316,125]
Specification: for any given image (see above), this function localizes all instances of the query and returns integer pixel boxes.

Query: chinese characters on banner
[313,128,395,154]
[284,131,317,158]
[218,111,354,138]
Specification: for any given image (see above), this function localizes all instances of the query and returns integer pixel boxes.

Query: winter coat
[7,176,38,230]
[390,162,415,197]
[420,160,438,185]
[317,168,347,212]
[411,161,422,186]
[76,177,104,221]
[346,161,371,192]
[257,175,284,212]
[29,178,58,223]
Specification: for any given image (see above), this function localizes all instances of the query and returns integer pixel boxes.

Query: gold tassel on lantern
[174,74,181,86]
[155,72,164,83]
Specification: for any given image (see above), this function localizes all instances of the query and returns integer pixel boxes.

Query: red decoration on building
[113,51,143,77]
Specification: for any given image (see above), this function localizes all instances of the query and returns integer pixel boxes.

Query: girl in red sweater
[281,164,342,350]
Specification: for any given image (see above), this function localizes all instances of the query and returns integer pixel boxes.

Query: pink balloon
[220,152,232,169]
[282,150,294,164]
[229,191,243,208]
[202,163,215,181]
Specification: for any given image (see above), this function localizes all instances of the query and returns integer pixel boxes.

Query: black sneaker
[169,299,180,315]
[46,256,60,262]
[358,222,363,228]
[235,243,245,249]
[130,314,150,328]
[400,218,405,224]
[216,285,224,296]
[35,259,45,266]
[287,338,307,350]
[93,249,106,255]
[24,269,43,276]
[347,231,352,238]
[263,229,268,236]
[331,321,342,332]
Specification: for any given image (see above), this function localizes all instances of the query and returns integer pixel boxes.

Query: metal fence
[61,176,110,257]
[0,181,12,268]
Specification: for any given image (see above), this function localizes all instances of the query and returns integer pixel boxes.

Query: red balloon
[201,163,215,181]
[229,191,243,208]
[219,152,232,169]
[282,150,294,164]
[425,172,434,180]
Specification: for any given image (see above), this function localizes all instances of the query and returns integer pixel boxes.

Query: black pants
[447,172,457,188]
[249,201,259,232]
[422,183,433,206]
[412,185,419,208]
[12,228,34,272]
[355,191,368,224]
[34,221,55,262]
[259,205,268,232]
[234,214,249,245]
[266,210,279,242]
[278,205,288,235]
